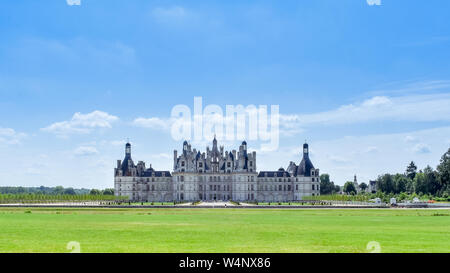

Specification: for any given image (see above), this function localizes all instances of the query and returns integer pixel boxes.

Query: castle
[114,137,320,202]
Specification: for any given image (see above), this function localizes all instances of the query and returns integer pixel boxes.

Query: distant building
[114,138,321,202]
[353,175,360,193]
[368,180,377,193]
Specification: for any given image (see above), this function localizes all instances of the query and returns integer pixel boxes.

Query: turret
[297,142,315,177]
[173,150,178,170]
[303,143,309,158]
[125,142,131,156]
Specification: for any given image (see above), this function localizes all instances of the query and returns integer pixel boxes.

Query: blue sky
[1,0,450,188]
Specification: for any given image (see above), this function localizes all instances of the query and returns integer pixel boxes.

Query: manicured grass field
[0,208,449,253]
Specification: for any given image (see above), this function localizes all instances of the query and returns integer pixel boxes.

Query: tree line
[0,193,127,203]
[0,186,115,196]
[320,147,450,199]
[374,147,450,197]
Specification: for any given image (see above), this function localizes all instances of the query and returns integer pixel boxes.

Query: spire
[303,142,309,157]
[125,142,131,156]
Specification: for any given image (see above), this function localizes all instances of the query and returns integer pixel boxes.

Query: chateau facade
[114,138,320,202]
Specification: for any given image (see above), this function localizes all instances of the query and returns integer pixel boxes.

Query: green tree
[406,161,418,180]
[393,174,408,194]
[64,187,76,195]
[343,182,357,195]
[423,165,440,195]
[90,189,101,195]
[53,186,65,195]
[437,148,450,193]
[376,174,395,193]
[103,188,114,195]
[334,185,341,193]
[414,172,426,194]
[320,174,335,195]
[359,182,368,192]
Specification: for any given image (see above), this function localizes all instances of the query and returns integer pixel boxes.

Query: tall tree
[437,148,450,190]
[423,165,440,195]
[359,182,368,192]
[334,185,341,193]
[376,174,395,193]
[343,181,357,195]
[393,174,408,194]
[320,174,335,195]
[414,172,427,194]
[406,161,418,180]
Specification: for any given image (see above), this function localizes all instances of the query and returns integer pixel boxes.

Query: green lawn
[0,208,449,253]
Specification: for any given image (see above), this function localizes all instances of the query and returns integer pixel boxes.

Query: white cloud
[328,155,350,164]
[0,128,27,145]
[66,0,81,6]
[364,146,379,153]
[42,110,119,136]
[151,6,192,25]
[279,93,450,130]
[74,146,99,156]
[366,0,381,6]
[404,135,418,143]
[412,143,431,154]
[133,117,171,130]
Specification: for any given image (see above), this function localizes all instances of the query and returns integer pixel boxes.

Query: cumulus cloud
[328,155,350,164]
[279,93,450,131]
[151,6,192,25]
[366,0,381,6]
[42,110,119,136]
[413,143,431,154]
[132,93,450,140]
[74,146,99,156]
[133,117,172,130]
[66,0,81,6]
[364,146,379,153]
[404,135,418,143]
[269,126,449,185]
[0,127,27,145]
